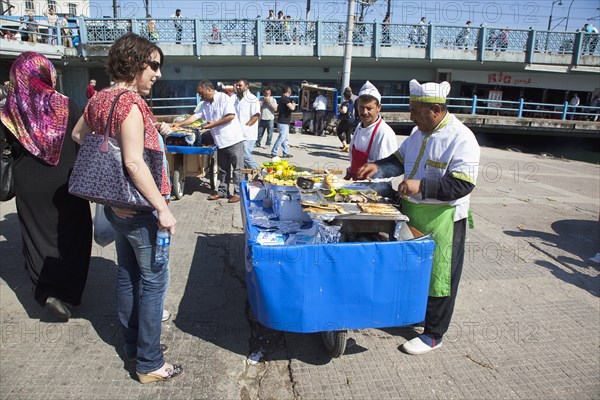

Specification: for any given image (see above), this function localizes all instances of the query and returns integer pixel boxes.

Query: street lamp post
[545,0,563,51]
[564,0,576,32]
[341,0,356,92]
[341,0,376,93]
[547,0,563,31]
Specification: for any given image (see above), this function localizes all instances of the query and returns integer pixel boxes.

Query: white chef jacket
[396,113,480,221]
[349,117,397,164]
[199,92,243,149]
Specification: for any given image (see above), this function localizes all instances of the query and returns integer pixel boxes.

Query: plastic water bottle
[155,229,170,266]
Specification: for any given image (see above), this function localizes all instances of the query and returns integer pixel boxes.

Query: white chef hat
[358,81,381,103]
[409,79,451,103]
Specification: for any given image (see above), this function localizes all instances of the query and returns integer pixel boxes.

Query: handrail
[148,94,599,121]
[2,16,598,64]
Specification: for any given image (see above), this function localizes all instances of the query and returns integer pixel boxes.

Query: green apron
[401,199,455,297]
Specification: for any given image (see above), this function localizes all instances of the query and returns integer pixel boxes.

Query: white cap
[409,79,451,103]
[358,81,381,103]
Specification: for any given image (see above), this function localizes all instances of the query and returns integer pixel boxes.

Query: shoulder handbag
[0,133,15,202]
[68,90,164,210]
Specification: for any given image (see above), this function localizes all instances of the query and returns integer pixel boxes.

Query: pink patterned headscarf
[0,52,69,165]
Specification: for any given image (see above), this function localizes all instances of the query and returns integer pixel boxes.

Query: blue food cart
[240,181,436,357]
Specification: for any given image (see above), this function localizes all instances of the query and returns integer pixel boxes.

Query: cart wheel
[209,152,218,190]
[172,156,185,200]
[320,330,348,358]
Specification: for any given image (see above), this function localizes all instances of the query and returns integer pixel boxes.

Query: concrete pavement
[0,131,598,399]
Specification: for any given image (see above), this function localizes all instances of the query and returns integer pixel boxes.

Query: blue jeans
[256,119,274,146]
[271,123,290,156]
[105,207,169,374]
[243,140,259,170]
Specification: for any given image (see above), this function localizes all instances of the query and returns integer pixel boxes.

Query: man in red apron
[357,79,480,355]
[344,81,397,180]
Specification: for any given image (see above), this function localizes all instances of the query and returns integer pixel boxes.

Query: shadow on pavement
[175,231,361,365]
[0,210,123,355]
[504,219,600,296]
[174,233,249,357]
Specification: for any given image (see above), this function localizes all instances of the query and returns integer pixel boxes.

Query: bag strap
[99,90,129,153]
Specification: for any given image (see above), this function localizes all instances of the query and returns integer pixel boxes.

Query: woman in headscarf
[0,52,92,321]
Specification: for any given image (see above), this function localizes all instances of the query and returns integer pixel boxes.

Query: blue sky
[87,0,599,31]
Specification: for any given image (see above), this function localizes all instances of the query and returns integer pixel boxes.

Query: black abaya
[1,99,92,306]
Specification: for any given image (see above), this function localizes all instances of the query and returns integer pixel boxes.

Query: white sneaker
[590,253,600,264]
[162,309,171,322]
[401,334,443,355]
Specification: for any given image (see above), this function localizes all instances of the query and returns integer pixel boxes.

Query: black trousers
[314,110,327,135]
[336,119,353,144]
[424,218,466,340]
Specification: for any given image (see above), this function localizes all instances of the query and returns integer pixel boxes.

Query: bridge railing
[0,16,67,44]
[147,93,599,121]
[3,16,597,65]
[74,18,599,61]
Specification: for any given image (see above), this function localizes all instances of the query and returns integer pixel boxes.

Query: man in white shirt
[234,79,260,170]
[171,9,182,44]
[44,8,59,44]
[256,87,277,148]
[569,93,580,120]
[312,91,328,136]
[196,80,244,203]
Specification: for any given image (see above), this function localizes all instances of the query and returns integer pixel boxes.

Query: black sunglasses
[147,61,161,72]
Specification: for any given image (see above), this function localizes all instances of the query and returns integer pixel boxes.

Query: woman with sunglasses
[72,33,182,383]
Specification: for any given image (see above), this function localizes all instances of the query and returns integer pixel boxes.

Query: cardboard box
[247,182,266,201]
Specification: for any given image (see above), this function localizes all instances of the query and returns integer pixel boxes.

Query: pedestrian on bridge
[455,20,471,50]
[171,9,182,44]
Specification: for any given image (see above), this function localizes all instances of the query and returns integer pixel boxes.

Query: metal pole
[306,0,311,19]
[144,0,149,16]
[565,0,575,31]
[546,1,557,51]
[341,0,356,92]
[547,2,555,31]
[113,0,118,18]
[386,0,392,17]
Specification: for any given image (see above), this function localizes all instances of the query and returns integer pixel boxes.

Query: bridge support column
[571,31,584,65]
[526,29,536,64]
[477,27,486,62]
[194,19,202,58]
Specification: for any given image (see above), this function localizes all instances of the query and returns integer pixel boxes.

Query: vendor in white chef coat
[343,81,397,180]
[356,79,480,355]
